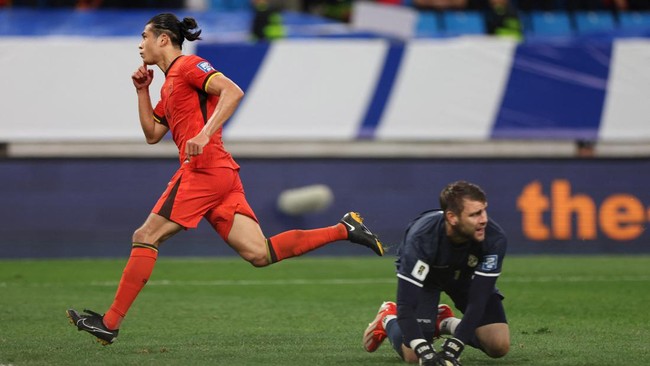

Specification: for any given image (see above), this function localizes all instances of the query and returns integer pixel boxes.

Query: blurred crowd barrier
[0,7,649,158]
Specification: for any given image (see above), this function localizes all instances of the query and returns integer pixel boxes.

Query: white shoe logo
[343,221,355,231]
[79,319,112,335]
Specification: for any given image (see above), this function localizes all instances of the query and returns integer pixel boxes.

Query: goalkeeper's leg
[472,294,510,358]
[475,323,510,358]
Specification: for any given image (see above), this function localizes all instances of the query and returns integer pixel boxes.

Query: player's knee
[485,338,510,358]
[248,256,270,268]
[132,227,150,244]
[132,227,166,246]
[239,248,270,267]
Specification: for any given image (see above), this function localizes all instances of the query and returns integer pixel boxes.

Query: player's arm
[396,277,435,364]
[397,260,448,365]
[453,274,498,343]
[443,240,507,365]
[185,73,244,158]
[203,73,244,136]
[418,274,497,366]
[136,88,168,144]
[132,63,168,144]
[454,237,506,343]
[396,276,427,346]
[397,279,459,366]
[395,220,446,364]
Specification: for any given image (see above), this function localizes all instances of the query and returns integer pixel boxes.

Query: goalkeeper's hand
[412,340,437,366]
[434,337,464,366]
[413,338,464,366]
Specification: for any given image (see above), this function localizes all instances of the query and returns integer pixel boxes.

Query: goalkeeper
[362,181,510,365]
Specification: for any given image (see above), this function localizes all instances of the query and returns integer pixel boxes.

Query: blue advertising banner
[1,158,648,258]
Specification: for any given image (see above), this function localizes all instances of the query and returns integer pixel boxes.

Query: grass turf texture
[1,255,649,366]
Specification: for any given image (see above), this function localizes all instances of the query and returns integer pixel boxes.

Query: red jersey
[153,55,239,170]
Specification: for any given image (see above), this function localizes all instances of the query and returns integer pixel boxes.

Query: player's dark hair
[147,13,202,50]
[440,181,487,216]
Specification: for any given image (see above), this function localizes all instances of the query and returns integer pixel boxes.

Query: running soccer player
[66,13,383,345]
[362,181,509,365]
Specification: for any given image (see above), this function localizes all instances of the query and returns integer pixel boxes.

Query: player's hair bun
[180,17,202,42]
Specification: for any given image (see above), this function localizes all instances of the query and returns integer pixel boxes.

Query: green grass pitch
[1,255,649,365]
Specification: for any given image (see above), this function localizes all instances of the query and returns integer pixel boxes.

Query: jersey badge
[467,254,478,268]
[196,61,216,73]
[411,260,430,281]
[480,255,498,271]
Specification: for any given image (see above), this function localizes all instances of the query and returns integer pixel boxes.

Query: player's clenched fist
[185,131,210,159]
[132,62,154,90]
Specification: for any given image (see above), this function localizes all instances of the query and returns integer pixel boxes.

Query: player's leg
[223,211,384,266]
[363,301,397,352]
[208,173,383,266]
[222,209,353,267]
[472,294,510,358]
[444,291,510,358]
[102,213,184,328]
[475,323,510,358]
[99,167,191,330]
[67,168,190,344]
[362,309,420,363]
[66,213,183,344]
[225,212,268,267]
[132,212,186,246]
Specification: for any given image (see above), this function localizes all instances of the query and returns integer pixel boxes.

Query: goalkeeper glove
[436,337,464,365]
[413,340,437,366]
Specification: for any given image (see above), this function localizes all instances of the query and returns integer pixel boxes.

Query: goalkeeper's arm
[396,277,441,365]
[395,277,426,349]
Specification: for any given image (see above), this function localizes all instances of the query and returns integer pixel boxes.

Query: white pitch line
[502,275,650,283]
[90,275,650,287]
[90,278,397,287]
[1,275,649,288]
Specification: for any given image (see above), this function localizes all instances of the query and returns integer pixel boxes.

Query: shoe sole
[362,302,395,352]
[374,240,385,256]
[362,316,383,352]
[65,310,113,346]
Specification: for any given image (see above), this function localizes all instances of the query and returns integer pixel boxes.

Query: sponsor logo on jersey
[480,255,498,271]
[196,61,215,73]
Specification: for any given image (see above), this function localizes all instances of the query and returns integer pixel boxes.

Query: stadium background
[1,1,650,258]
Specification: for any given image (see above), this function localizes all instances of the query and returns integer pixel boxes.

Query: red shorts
[152,166,258,240]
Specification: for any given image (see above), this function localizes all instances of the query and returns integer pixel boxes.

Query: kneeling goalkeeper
[362,181,510,365]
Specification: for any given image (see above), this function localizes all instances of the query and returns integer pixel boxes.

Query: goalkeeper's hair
[440,181,487,216]
[147,13,202,50]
